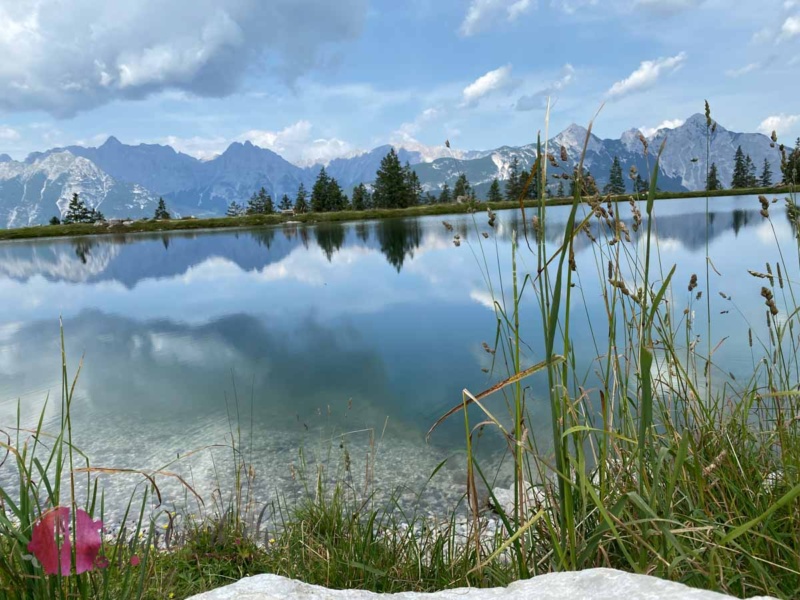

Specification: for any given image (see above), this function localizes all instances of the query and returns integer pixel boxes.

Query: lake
[0,194,795,520]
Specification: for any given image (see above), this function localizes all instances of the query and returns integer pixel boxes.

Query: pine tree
[556,179,565,198]
[505,156,523,201]
[604,156,626,195]
[782,139,800,185]
[49,216,61,225]
[731,146,748,188]
[745,155,758,188]
[63,193,94,224]
[569,171,578,197]
[154,197,171,220]
[311,167,332,212]
[279,194,293,211]
[523,166,539,199]
[706,162,722,191]
[438,183,452,204]
[258,187,275,215]
[226,201,244,217]
[634,173,648,194]
[364,188,375,209]
[246,188,273,214]
[373,149,408,209]
[453,173,471,201]
[487,178,502,202]
[403,163,422,207]
[294,183,309,213]
[759,158,773,187]
[569,167,598,197]
[352,183,369,211]
[585,170,598,196]
[246,192,259,214]
[259,188,274,214]
[326,176,346,211]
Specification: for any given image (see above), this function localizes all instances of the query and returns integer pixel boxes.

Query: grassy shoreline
[0,185,792,243]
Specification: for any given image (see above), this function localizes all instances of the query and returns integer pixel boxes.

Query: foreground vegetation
[0,184,792,243]
[2,105,800,600]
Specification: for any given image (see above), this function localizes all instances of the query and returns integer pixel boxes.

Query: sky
[0,0,798,165]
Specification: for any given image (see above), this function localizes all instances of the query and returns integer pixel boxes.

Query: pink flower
[27,507,103,576]
[129,555,140,567]
[27,508,71,576]
[95,556,110,569]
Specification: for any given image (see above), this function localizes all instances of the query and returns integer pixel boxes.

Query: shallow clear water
[0,194,796,519]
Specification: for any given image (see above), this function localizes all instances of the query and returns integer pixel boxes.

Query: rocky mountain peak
[101,136,123,148]
[620,128,645,153]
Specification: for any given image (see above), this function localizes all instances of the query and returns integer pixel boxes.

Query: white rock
[488,484,545,516]
[186,569,775,600]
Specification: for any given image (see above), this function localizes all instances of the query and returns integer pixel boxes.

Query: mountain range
[0,114,783,228]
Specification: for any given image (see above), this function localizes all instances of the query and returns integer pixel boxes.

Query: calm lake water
[0,194,796,518]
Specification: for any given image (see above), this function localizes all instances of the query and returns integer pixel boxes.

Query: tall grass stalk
[432,107,800,598]
[0,323,157,599]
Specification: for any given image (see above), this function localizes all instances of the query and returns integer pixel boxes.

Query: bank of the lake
[0,185,793,242]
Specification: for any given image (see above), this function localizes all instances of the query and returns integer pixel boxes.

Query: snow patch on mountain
[0,151,158,228]
[620,129,646,154]
[552,124,603,155]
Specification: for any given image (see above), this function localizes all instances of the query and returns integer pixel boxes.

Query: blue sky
[0,0,798,165]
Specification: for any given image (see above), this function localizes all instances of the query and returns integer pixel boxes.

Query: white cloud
[395,108,439,137]
[462,65,515,107]
[555,0,703,14]
[516,63,575,111]
[725,62,760,78]
[758,114,800,136]
[640,119,685,138]
[300,139,361,166]
[391,134,463,163]
[459,0,535,37]
[240,121,358,166]
[161,135,230,161]
[606,52,687,100]
[242,121,314,153]
[554,0,597,14]
[158,121,359,165]
[0,0,368,117]
[74,133,112,148]
[0,126,20,141]
[752,26,774,44]
[390,108,467,162]
[780,15,800,40]
[632,0,705,14]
